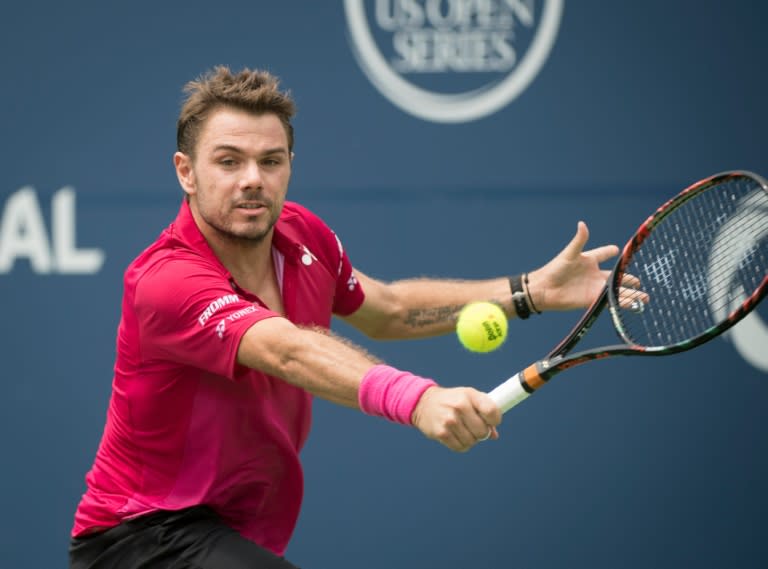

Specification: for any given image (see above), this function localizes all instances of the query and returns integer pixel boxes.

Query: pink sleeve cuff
[358,364,437,426]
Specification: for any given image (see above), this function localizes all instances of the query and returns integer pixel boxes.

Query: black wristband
[523,272,541,314]
[509,274,531,319]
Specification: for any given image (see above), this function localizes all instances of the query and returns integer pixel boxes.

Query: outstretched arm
[342,221,618,339]
[236,317,501,452]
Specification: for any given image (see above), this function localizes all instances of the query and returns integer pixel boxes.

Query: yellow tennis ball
[456,301,508,353]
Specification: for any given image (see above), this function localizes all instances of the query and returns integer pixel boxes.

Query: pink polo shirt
[72,199,365,555]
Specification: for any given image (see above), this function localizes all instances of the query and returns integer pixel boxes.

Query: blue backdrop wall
[1,2,766,568]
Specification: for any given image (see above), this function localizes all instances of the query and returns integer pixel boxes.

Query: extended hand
[527,221,619,311]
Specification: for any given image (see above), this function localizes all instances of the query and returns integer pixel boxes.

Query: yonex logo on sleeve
[215,319,226,339]
[212,306,259,340]
[198,294,241,326]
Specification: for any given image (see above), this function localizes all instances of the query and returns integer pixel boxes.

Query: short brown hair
[176,65,296,157]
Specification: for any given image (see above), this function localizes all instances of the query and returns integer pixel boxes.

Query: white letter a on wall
[0,186,52,273]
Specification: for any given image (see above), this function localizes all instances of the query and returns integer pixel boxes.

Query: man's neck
[210,232,284,313]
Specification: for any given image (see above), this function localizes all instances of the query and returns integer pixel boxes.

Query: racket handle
[487,372,530,414]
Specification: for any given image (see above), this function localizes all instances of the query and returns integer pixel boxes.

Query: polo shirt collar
[172,199,304,271]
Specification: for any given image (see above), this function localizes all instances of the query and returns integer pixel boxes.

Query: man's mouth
[236,202,268,211]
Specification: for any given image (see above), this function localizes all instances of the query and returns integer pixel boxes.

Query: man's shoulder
[125,228,221,290]
[279,201,322,224]
[277,201,334,239]
[276,201,345,266]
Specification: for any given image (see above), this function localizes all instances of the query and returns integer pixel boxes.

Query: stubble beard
[199,197,284,246]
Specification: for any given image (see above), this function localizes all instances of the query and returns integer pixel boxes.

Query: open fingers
[616,285,650,310]
[584,244,620,265]
[620,272,642,289]
[560,221,590,260]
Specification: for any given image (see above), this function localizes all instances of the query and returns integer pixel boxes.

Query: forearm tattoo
[403,304,465,329]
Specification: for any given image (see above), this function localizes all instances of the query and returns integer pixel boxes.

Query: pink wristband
[358,364,437,425]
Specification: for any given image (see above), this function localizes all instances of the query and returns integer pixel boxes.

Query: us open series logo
[344,0,564,123]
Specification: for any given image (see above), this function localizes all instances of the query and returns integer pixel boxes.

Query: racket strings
[615,176,768,348]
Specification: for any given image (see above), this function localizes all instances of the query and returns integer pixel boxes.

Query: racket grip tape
[487,364,543,414]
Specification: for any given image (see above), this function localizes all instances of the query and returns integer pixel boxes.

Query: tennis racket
[489,170,768,413]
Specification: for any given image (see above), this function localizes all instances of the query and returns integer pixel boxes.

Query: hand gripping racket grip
[487,371,531,414]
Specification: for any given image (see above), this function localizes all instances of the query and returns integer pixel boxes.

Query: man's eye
[219,158,237,167]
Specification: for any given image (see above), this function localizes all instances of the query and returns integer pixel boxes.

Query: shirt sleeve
[330,230,365,316]
[284,202,365,316]
[132,254,280,379]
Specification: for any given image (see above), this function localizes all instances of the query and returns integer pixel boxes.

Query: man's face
[175,107,292,243]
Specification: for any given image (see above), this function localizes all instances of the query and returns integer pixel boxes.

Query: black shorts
[69,506,300,569]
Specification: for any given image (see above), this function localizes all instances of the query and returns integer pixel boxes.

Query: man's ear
[174,152,196,196]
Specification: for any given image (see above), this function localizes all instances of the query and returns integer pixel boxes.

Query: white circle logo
[727,310,768,372]
[344,0,564,123]
[707,189,768,373]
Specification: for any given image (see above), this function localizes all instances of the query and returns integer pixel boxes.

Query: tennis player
[69,66,618,568]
